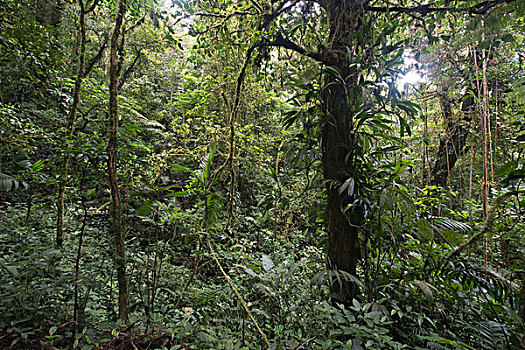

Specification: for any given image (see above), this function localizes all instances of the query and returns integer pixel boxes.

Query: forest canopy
[0,0,524,349]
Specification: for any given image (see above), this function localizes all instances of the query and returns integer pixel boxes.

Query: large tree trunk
[321,0,364,304]
[430,87,474,188]
[108,0,128,325]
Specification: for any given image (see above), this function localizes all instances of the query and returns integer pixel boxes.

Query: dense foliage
[0,0,524,349]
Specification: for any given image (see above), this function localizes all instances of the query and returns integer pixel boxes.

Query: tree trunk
[34,0,64,27]
[518,277,525,328]
[108,0,128,325]
[57,0,88,248]
[430,89,474,188]
[321,0,365,304]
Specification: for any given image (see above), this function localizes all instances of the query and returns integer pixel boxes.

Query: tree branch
[84,35,108,77]
[84,0,100,14]
[247,0,263,13]
[468,0,517,14]
[366,0,517,16]
[366,4,458,16]
[125,12,146,34]
[268,32,332,66]
[118,50,142,91]
[260,0,302,30]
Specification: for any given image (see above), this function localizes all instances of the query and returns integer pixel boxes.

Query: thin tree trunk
[494,76,499,162]
[474,47,490,267]
[56,0,88,248]
[518,278,525,323]
[445,137,452,209]
[474,49,488,222]
[421,107,427,187]
[482,49,491,268]
[108,0,128,325]
[425,103,431,186]
[483,51,495,188]
[73,166,88,342]
[468,109,475,261]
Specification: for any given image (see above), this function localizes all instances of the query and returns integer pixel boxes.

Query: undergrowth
[0,196,523,349]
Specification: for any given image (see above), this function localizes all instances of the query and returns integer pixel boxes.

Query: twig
[173,259,214,309]
[207,238,270,347]
[296,336,317,349]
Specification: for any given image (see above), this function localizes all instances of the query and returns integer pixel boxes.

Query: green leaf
[171,164,194,174]
[399,116,411,137]
[162,190,189,198]
[31,159,44,172]
[339,178,355,197]
[203,142,216,180]
[395,100,420,116]
[413,280,435,299]
[416,219,434,242]
[372,145,401,155]
[393,160,412,174]
[262,255,274,272]
[0,261,19,277]
[479,39,491,49]
[500,33,515,42]
[495,161,517,176]
[137,203,152,216]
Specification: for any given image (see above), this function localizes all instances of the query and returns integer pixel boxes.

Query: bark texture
[321,0,365,304]
[519,278,525,326]
[57,0,88,248]
[108,0,128,325]
[430,88,475,188]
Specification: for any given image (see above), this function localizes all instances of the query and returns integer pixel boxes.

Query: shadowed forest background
[0,0,524,349]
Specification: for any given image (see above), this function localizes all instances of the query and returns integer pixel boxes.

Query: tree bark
[321,0,365,304]
[34,0,64,27]
[108,0,128,325]
[518,278,525,328]
[57,0,88,248]
[430,88,474,188]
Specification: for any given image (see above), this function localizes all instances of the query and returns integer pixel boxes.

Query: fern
[429,216,471,233]
[0,172,28,192]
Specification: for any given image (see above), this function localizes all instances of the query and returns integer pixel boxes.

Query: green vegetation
[0,0,524,349]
